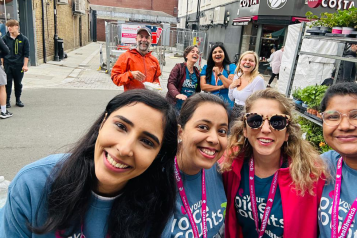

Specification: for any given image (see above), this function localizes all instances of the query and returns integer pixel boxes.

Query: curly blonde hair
[235,51,262,83]
[220,89,327,196]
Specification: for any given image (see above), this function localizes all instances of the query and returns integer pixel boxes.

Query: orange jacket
[111,49,161,91]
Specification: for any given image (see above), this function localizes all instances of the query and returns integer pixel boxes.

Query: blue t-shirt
[162,163,226,238]
[200,64,236,108]
[0,154,115,238]
[235,161,284,238]
[318,150,357,238]
[176,67,199,111]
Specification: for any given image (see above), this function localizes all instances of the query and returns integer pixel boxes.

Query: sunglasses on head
[244,113,291,131]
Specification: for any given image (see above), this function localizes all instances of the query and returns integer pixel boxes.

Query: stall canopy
[271,28,285,38]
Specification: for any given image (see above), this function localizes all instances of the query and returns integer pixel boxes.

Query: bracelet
[217,73,222,77]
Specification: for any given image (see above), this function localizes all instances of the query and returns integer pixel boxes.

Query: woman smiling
[221,89,326,238]
[0,90,178,238]
[318,82,357,238]
[229,51,265,120]
[163,93,230,237]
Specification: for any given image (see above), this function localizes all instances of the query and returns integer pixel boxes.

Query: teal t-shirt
[176,67,198,111]
[162,163,226,238]
[235,161,284,238]
[0,154,115,238]
[200,64,236,108]
[318,150,357,238]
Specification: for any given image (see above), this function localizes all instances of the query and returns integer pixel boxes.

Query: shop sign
[267,0,288,9]
[308,0,355,9]
[308,0,322,8]
[240,0,259,7]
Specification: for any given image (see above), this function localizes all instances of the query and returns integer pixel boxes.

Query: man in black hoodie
[1,19,29,108]
[337,43,357,84]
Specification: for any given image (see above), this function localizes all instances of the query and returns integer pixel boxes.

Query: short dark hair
[183,45,198,62]
[321,82,357,112]
[178,93,230,129]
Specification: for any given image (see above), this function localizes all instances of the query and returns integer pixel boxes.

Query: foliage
[306,7,357,28]
[292,87,302,100]
[300,85,328,110]
[298,117,332,153]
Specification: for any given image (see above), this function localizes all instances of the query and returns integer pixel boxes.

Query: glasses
[321,109,357,127]
[244,113,291,131]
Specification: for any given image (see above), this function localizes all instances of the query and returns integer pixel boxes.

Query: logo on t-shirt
[171,200,226,237]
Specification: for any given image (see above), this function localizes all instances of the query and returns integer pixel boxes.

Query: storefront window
[259,25,285,59]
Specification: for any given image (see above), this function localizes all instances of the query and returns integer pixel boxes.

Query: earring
[178,138,182,143]
[285,140,289,148]
[243,137,249,147]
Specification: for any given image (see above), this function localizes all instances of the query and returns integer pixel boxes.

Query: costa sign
[240,0,259,7]
[308,0,322,8]
[308,0,355,9]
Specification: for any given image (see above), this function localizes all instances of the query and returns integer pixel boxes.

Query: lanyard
[55,223,111,238]
[174,157,207,238]
[249,157,282,238]
[331,157,357,238]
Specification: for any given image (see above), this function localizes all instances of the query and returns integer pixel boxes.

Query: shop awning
[292,17,310,23]
[271,28,285,38]
[232,16,258,26]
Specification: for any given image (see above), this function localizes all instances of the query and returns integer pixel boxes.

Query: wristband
[217,73,222,77]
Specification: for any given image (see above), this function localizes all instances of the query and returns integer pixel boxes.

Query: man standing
[267,46,284,88]
[337,43,356,83]
[111,27,161,91]
[2,19,29,108]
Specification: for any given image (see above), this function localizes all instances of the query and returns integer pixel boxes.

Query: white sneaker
[0,110,13,119]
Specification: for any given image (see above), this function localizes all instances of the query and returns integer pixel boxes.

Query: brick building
[0,0,92,65]
[89,0,178,41]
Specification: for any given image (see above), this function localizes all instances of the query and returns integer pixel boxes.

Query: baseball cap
[137,27,152,36]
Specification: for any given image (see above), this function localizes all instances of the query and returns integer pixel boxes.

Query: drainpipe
[41,0,47,63]
[53,0,59,61]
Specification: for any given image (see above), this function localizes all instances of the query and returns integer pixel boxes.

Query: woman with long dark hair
[166,45,201,111]
[0,89,178,238]
[200,44,236,108]
[163,93,230,237]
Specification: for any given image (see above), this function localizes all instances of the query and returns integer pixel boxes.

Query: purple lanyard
[249,157,282,238]
[331,157,357,238]
[174,157,207,238]
[55,221,111,238]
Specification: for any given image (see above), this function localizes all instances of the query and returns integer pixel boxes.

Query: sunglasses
[244,113,291,131]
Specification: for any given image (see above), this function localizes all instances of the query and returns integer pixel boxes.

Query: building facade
[178,0,356,61]
[0,0,91,65]
[89,0,178,42]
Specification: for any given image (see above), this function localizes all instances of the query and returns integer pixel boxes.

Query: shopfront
[232,0,356,73]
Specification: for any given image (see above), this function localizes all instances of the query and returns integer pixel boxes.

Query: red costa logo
[308,0,322,8]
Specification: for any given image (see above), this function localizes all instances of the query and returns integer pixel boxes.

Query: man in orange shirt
[111,27,161,91]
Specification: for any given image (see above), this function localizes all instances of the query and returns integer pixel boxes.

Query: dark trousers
[268,73,279,85]
[5,64,24,102]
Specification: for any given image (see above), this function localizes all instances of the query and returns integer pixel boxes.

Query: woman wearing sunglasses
[220,89,326,238]
[228,51,265,120]
[318,82,357,238]
[166,45,201,111]
[162,93,229,237]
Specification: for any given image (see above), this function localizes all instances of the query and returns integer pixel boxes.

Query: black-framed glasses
[244,113,291,131]
[321,109,357,127]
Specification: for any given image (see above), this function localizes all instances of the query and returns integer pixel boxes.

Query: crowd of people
[1,24,357,238]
